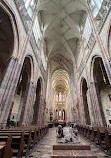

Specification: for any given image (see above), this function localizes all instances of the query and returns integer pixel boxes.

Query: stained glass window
[62,94,65,102]
[56,93,58,102]
[27,7,33,17]
[56,92,65,103]
[59,92,62,102]
[90,0,103,17]
[83,18,92,43]
[59,109,62,116]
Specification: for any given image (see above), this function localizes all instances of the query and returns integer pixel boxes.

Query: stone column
[89,82,105,126]
[79,95,85,125]
[0,57,21,126]
[87,1,111,84]
[37,95,45,126]
[19,82,36,125]
[87,89,94,123]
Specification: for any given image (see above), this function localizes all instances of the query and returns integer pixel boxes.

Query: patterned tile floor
[27,128,111,158]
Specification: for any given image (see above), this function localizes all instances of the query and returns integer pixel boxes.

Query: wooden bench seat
[1,135,13,158]
[96,127,106,148]
[104,129,111,152]
[0,134,24,157]
[77,124,111,154]
[91,127,98,142]
[87,126,92,139]
[0,125,48,157]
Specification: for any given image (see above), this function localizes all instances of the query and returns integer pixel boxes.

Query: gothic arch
[0,1,19,57]
[90,56,111,126]
[0,2,19,86]
[108,25,111,57]
[25,55,34,83]
[8,56,33,125]
[80,77,90,125]
[90,55,101,82]
[33,77,43,124]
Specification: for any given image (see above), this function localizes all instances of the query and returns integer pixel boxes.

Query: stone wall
[76,0,111,126]
[0,0,47,127]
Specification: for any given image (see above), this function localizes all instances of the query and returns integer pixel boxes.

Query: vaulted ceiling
[52,69,69,93]
[37,0,88,91]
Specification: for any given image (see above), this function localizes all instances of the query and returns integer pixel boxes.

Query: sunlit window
[59,92,62,102]
[90,0,103,17]
[31,0,34,6]
[33,17,41,43]
[24,0,30,9]
[83,18,92,43]
[56,93,58,102]
[62,94,65,102]
[27,7,33,17]
[23,0,35,17]
[56,93,65,103]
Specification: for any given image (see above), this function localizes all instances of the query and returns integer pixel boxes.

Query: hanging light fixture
[99,61,107,84]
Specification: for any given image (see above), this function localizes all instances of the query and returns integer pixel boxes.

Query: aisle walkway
[28,128,110,158]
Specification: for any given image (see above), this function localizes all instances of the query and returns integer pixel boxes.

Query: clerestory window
[90,0,103,17]
[23,0,35,17]
[83,17,92,43]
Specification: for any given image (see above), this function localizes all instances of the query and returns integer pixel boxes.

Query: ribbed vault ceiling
[37,0,88,90]
[52,69,69,93]
[37,0,87,58]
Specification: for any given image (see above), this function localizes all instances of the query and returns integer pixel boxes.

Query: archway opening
[8,57,31,126]
[93,57,111,126]
[63,109,65,121]
[56,109,58,120]
[0,6,14,84]
[108,26,111,56]
[82,78,90,125]
[33,78,42,125]
[52,69,69,122]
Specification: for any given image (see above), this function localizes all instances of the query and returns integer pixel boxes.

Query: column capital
[9,56,19,62]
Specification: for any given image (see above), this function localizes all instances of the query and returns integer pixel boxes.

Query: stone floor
[27,128,111,158]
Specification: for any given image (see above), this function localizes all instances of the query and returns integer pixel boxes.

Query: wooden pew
[77,124,111,154]
[96,127,105,148]
[84,126,89,137]
[0,125,48,157]
[2,135,13,158]
[12,132,25,157]
[87,126,92,139]
[0,144,5,158]
[0,134,24,157]
[83,126,87,137]
[104,129,111,153]
[91,127,98,142]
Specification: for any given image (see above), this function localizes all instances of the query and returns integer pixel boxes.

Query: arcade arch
[81,78,90,125]
[0,6,14,84]
[9,57,32,125]
[93,57,111,126]
[33,78,42,124]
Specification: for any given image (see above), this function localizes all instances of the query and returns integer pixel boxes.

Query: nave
[28,127,109,158]
[0,0,111,157]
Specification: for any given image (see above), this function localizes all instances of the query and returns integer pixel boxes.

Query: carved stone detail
[15,0,47,81]
[94,0,111,31]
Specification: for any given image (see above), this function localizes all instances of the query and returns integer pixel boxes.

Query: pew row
[0,125,49,158]
[77,124,111,153]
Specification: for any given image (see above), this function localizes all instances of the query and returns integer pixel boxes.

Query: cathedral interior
[0,0,111,157]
